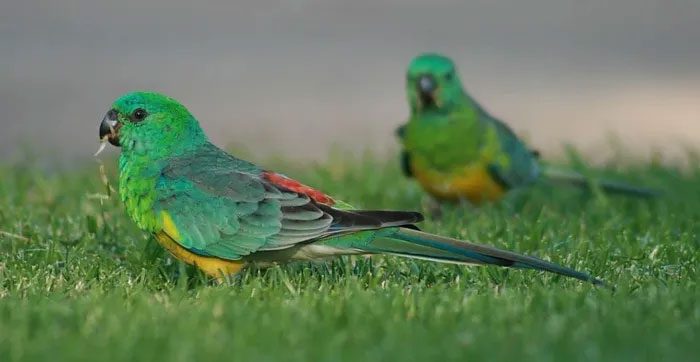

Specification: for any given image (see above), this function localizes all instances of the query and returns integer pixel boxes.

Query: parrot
[96,91,604,286]
[396,53,659,205]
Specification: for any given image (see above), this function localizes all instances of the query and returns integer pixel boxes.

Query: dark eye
[445,72,454,81]
[131,108,147,122]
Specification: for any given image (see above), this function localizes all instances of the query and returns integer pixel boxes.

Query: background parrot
[97,91,604,285]
[397,53,659,204]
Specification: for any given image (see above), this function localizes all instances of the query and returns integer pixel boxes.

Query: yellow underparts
[412,162,506,204]
[156,211,244,279]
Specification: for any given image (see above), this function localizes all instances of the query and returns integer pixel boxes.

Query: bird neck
[117,152,167,233]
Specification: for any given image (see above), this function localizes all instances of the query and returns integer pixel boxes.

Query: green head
[99,91,207,158]
[405,53,466,113]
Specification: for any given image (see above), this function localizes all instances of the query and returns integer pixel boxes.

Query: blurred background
[1,0,698,166]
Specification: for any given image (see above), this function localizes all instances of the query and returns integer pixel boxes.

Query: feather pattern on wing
[153,143,420,260]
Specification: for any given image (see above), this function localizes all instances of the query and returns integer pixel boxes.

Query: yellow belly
[156,212,244,279]
[412,163,506,204]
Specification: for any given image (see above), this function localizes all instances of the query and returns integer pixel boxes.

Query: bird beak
[98,109,121,147]
[417,75,437,108]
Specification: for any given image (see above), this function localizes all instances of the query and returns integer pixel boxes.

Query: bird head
[97,91,206,157]
[405,53,465,113]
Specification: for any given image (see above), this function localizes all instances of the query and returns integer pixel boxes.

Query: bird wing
[154,143,421,260]
[479,110,541,188]
[395,124,414,177]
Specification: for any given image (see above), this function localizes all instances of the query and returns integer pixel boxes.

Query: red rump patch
[262,171,335,205]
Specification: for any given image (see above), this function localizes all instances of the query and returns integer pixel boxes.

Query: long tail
[542,167,660,198]
[329,227,606,286]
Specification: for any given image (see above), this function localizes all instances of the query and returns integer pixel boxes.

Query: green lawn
[0,153,698,361]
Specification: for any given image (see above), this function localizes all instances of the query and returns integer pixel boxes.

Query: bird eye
[445,72,454,81]
[131,108,147,122]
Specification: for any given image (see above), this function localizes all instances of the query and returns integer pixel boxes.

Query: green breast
[118,153,161,232]
[403,108,505,173]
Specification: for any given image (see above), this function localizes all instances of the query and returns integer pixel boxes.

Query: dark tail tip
[596,180,663,199]
[588,276,614,290]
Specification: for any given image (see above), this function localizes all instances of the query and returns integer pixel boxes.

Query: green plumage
[397,53,658,202]
[104,91,604,285]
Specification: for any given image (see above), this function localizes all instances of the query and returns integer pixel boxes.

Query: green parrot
[397,53,659,204]
[97,91,604,285]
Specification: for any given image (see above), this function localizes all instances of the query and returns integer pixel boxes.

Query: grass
[0,151,698,361]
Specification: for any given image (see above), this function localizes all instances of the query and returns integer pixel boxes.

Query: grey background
[1,0,699,165]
